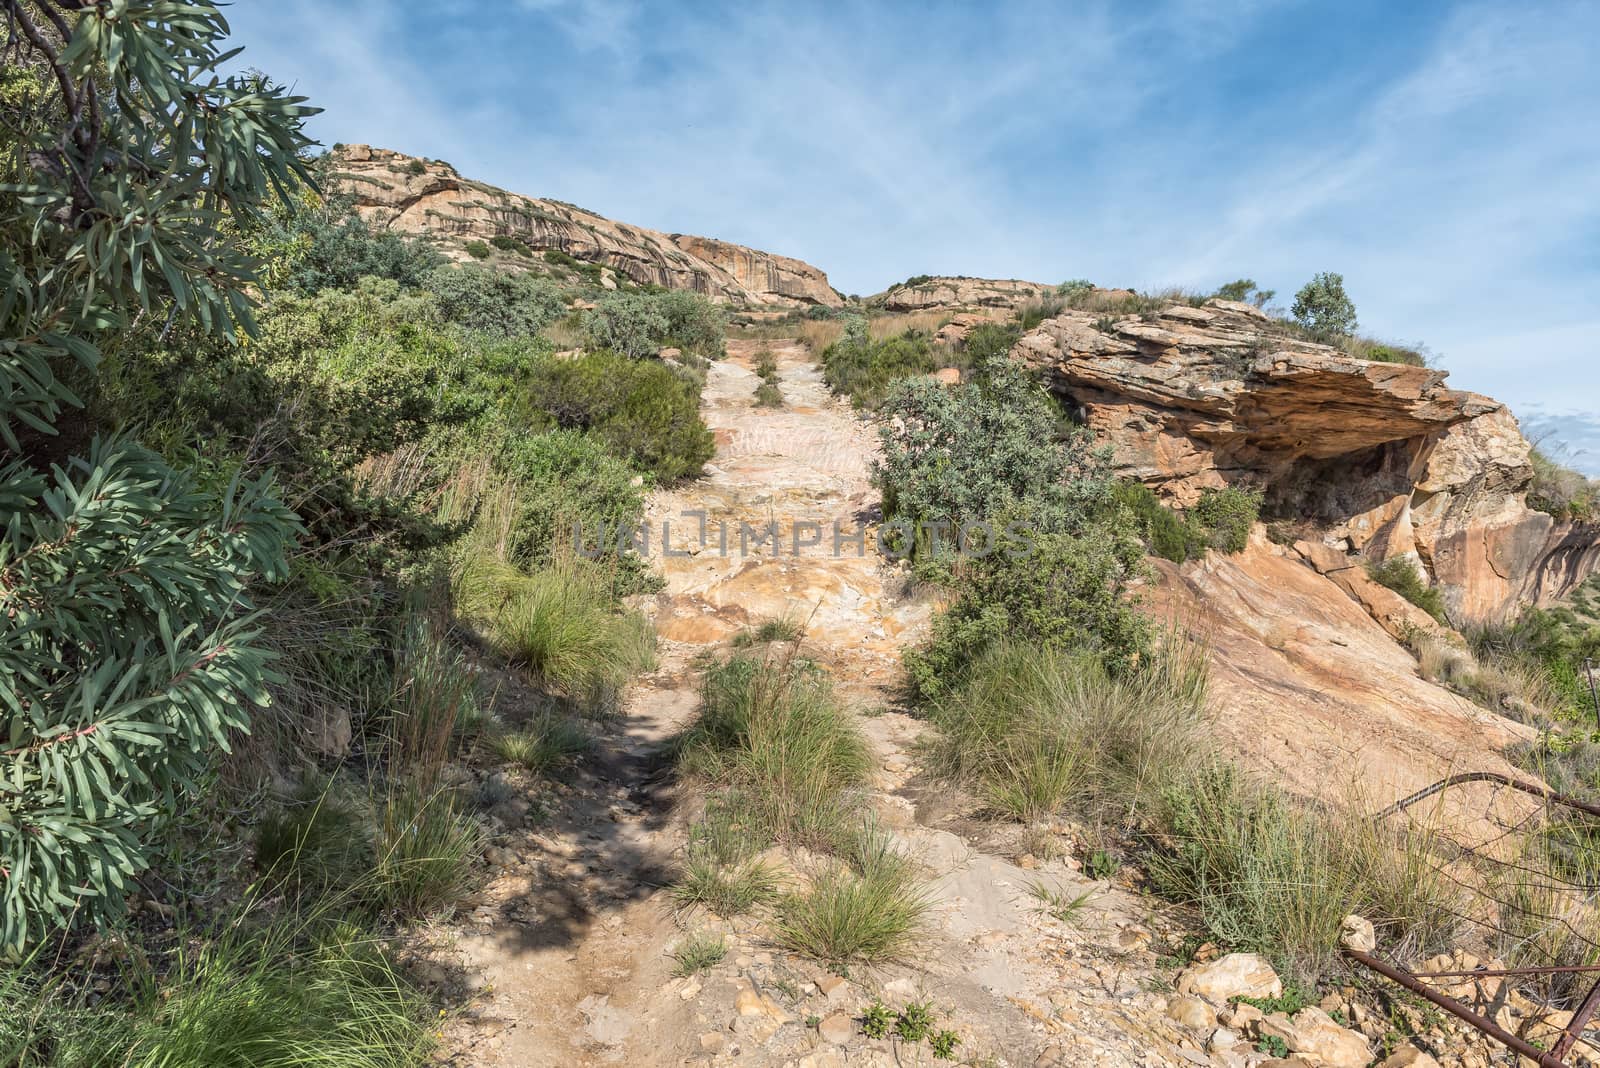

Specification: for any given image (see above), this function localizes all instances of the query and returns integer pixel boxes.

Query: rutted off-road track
[436,341,1205,1067]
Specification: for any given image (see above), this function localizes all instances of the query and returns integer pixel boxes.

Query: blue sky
[226,0,1600,473]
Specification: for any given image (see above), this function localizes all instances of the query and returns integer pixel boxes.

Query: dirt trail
[439,341,1205,1067]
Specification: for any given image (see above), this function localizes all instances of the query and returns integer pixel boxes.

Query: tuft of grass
[492,711,591,778]
[388,623,479,781]
[1367,556,1448,623]
[1025,879,1096,925]
[732,615,805,647]
[253,781,373,897]
[6,911,436,1067]
[371,783,482,919]
[456,556,656,709]
[753,380,784,407]
[753,349,779,379]
[671,794,782,916]
[670,931,727,977]
[925,638,1209,826]
[1147,764,1463,988]
[678,653,872,849]
[773,827,929,963]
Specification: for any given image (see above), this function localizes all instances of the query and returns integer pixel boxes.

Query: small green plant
[1192,485,1263,554]
[407,158,427,175]
[1087,849,1119,880]
[1025,879,1096,924]
[861,1001,895,1039]
[895,1001,936,1042]
[754,380,784,407]
[1257,1034,1290,1058]
[464,239,493,259]
[672,853,782,916]
[930,1029,962,1059]
[670,931,727,976]
[754,349,779,379]
[254,783,373,896]
[1366,556,1447,623]
[1235,982,1315,1015]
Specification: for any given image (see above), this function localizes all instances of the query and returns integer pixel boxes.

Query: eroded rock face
[874,276,1056,312]
[1015,300,1599,621]
[327,146,841,307]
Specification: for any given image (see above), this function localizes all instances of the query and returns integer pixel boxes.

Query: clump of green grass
[678,653,871,849]
[925,639,1209,825]
[754,349,779,379]
[1367,556,1448,623]
[371,783,482,918]
[672,796,783,916]
[1025,879,1096,925]
[492,711,592,778]
[253,781,373,897]
[773,827,929,963]
[1147,764,1463,988]
[388,624,479,780]
[753,380,784,407]
[456,556,656,708]
[732,615,804,647]
[670,931,727,977]
[5,911,436,1066]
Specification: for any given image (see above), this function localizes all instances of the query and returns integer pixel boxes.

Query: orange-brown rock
[1016,300,1600,622]
[874,276,1056,312]
[327,146,841,307]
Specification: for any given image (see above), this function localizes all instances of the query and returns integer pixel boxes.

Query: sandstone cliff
[326,146,842,308]
[1014,299,1600,623]
[873,275,1056,312]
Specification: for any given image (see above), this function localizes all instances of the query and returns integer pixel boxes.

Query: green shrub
[672,797,783,916]
[1113,481,1203,562]
[463,239,493,259]
[0,2,315,952]
[1367,556,1447,623]
[670,931,728,976]
[490,428,647,572]
[254,783,374,897]
[1148,765,1462,987]
[1017,295,1068,331]
[733,616,805,646]
[542,248,607,285]
[678,655,872,850]
[1529,448,1598,522]
[262,192,445,295]
[371,783,482,918]
[425,264,564,339]
[821,329,944,408]
[905,518,1150,698]
[1212,278,1274,306]
[584,292,669,358]
[754,380,784,407]
[489,234,519,252]
[455,557,656,706]
[407,158,427,175]
[754,349,779,379]
[874,358,1111,557]
[960,322,1020,363]
[1291,272,1357,337]
[1192,485,1263,553]
[524,350,714,482]
[25,916,435,1067]
[655,289,727,359]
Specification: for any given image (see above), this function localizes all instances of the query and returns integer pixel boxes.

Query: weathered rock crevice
[1014,300,1599,623]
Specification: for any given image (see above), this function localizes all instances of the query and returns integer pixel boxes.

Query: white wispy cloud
[224,0,1599,470]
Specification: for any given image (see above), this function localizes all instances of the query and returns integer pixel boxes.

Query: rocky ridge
[327,146,842,307]
[872,275,1057,312]
[1013,299,1600,623]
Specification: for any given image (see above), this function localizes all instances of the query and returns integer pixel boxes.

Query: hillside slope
[327,145,842,308]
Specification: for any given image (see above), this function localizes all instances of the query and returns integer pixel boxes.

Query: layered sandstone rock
[1016,300,1599,622]
[874,275,1057,312]
[326,146,841,307]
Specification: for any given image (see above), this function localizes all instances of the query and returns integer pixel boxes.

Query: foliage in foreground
[1,0,315,952]
[1366,556,1448,623]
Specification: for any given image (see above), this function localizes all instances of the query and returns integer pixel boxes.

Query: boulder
[1258,1007,1370,1068]
[1339,914,1376,953]
[1174,953,1282,1003]
[1166,995,1217,1029]
[1014,301,1600,622]
[1378,1047,1440,1068]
